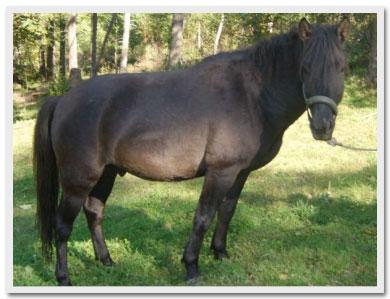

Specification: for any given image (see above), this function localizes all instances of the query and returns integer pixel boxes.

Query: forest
[13,13,376,93]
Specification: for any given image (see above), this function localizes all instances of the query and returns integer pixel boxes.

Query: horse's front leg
[210,171,249,260]
[182,166,241,281]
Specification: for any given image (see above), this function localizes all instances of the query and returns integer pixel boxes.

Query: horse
[33,17,350,285]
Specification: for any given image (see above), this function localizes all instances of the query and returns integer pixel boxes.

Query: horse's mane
[252,27,301,79]
[195,27,301,81]
[199,23,346,84]
[253,24,346,82]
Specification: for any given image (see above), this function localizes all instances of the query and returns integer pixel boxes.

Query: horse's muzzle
[310,116,335,141]
[311,130,333,141]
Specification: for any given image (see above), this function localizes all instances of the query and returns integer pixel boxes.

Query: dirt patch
[13,89,46,104]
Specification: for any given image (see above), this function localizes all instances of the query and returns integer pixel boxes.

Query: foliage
[13,13,377,91]
[343,75,377,108]
[46,76,70,96]
[345,14,376,77]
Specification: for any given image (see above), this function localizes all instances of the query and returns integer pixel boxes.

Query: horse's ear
[337,17,350,42]
[298,18,312,41]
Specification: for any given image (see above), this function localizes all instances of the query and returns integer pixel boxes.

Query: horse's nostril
[313,122,326,132]
[312,119,332,135]
[321,118,332,131]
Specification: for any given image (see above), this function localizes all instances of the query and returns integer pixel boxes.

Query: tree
[59,14,66,77]
[39,46,46,78]
[197,21,202,50]
[67,13,81,87]
[213,14,225,54]
[11,12,378,92]
[167,13,185,69]
[68,13,78,72]
[46,17,55,80]
[97,13,117,72]
[367,16,377,86]
[91,13,98,77]
[119,13,131,73]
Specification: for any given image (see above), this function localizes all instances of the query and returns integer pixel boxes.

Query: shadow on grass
[13,200,193,286]
[13,164,377,286]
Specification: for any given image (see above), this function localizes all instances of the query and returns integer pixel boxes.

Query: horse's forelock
[302,25,346,77]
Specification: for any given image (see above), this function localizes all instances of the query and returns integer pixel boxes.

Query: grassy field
[13,79,377,286]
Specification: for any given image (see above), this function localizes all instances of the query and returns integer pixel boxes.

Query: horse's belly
[114,136,206,181]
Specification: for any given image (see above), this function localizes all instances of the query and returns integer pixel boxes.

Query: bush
[46,76,70,96]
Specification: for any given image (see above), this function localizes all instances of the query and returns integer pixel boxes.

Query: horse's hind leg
[55,191,89,286]
[210,171,249,260]
[83,165,117,266]
[55,165,102,286]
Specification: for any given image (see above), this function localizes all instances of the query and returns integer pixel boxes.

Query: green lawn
[13,83,377,286]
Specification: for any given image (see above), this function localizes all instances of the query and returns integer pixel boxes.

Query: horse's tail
[33,96,60,261]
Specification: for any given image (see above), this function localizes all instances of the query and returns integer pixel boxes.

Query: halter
[302,83,338,116]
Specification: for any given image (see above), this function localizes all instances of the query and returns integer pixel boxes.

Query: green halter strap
[302,84,338,116]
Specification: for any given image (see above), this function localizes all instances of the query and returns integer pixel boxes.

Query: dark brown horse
[33,17,350,285]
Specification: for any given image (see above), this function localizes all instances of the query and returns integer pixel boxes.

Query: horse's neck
[260,80,306,131]
[256,38,306,132]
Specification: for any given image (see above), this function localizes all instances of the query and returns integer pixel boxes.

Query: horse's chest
[249,136,283,170]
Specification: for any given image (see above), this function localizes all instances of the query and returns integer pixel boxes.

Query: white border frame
[5,6,385,294]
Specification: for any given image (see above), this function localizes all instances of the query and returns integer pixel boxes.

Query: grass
[13,81,377,286]
[343,75,377,108]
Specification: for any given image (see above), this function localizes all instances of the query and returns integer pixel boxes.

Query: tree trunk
[59,14,66,77]
[119,13,131,73]
[39,46,46,78]
[46,18,55,80]
[68,13,78,72]
[214,14,225,55]
[197,21,202,50]
[97,13,117,73]
[91,13,98,77]
[69,68,82,88]
[367,17,377,86]
[114,22,118,73]
[167,13,185,69]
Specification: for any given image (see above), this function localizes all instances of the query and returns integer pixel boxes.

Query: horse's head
[298,17,350,141]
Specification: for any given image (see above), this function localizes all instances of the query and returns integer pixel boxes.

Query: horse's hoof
[101,256,114,267]
[213,249,229,260]
[184,262,200,283]
[57,278,72,286]
[186,275,200,286]
[185,270,200,285]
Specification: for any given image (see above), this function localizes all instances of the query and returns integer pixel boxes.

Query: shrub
[46,76,70,96]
